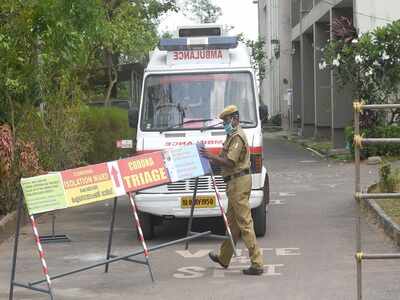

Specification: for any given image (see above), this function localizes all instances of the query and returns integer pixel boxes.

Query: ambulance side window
[224,75,253,122]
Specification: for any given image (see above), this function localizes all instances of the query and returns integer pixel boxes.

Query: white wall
[258,0,291,121]
[354,0,400,34]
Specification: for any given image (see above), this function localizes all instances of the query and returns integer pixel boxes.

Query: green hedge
[345,125,400,158]
[81,106,135,164]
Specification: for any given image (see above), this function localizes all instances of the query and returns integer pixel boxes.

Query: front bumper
[134,190,264,218]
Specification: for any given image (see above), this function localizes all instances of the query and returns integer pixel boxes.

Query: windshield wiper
[159,118,215,132]
[200,121,224,131]
[181,118,214,125]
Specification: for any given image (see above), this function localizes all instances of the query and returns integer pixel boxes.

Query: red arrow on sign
[111,166,120,188]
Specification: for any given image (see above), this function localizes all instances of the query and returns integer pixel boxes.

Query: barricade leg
[105,197,118,273]
[210,171,237,256]
[128,192,155,282]
[39,213,70,244]
[30,215,54,299]
[9,193,24,300]
[185,177,199,250]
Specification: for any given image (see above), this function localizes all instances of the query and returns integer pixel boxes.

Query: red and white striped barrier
[128,193,154,281]
[29,215,53,292]
[210,174,237,256]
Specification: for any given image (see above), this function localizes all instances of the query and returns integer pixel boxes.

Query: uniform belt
[223,169,250,183]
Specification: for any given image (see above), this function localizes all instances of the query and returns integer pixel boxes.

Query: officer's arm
[200,136,243,168]
[206,154,235,169]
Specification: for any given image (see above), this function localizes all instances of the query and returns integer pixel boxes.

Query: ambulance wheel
[137,212,154,240]
[252,173,269,237]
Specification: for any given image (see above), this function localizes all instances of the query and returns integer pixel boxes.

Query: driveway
[0,132,399,300]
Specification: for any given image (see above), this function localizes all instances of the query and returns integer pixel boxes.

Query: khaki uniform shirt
[220,126,251,177]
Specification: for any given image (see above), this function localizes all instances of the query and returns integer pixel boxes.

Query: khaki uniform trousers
[218,174,263,268]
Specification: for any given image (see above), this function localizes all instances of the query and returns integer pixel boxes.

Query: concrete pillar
[279,0,292,130]
[314,21,331,139]
[301,32,315,137]
[292,0,300,27]
[330,7,354,148]
[292,41,301,131]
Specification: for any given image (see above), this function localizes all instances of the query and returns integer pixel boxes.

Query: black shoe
[242,266,264,275]
[208,252,228,269]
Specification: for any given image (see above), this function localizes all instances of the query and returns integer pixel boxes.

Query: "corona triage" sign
[167,49,229,65]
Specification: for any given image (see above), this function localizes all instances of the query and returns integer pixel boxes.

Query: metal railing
[353,101,400,300]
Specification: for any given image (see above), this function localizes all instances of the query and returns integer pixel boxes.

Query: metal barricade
[353,101,400,300]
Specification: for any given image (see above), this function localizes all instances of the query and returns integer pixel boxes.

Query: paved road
[1,133,399,300]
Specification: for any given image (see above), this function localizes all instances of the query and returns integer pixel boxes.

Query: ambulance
[128,25,269,239]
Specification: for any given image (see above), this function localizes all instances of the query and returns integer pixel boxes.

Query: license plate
[181,195,216,208]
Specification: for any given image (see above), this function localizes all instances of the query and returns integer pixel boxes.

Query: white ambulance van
[128,25,269,239]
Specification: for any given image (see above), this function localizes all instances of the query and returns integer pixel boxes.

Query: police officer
[200,105,263,275]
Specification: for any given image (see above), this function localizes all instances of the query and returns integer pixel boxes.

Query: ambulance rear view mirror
[259,104,269,122]
[128,107,139,128]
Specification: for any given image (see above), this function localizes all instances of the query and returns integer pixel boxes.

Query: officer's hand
[199,148,213,160]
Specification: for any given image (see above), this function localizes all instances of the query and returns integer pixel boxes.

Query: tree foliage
[0,0,176,215]
[321,18,400,128]
[0,0,177,125]
[321,18,400,106]
[182,0,221,23]
[239,34,266,85]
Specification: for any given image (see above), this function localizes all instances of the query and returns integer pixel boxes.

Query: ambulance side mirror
[259,104,269,123]
[128,107,139,128]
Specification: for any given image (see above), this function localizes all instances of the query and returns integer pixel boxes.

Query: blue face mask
[223,121,234,135]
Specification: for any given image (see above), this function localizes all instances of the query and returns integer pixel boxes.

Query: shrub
[345,124,400,158]
[80,106,135,164]
[0,103,136,215]
[0,124,43,215]
[17,101,91,171]
[379,162,400,192]
[270,114,282,127]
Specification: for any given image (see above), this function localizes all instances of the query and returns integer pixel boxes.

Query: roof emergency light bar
[178,26,222,37]
[159,36,238,51]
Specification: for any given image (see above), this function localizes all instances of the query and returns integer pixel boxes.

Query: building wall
[258,0,292,128]
[259,0,400,147]
[259,0,279,117]
[290,0,355,147]
[314,22,331,130]
[354,0,400,34]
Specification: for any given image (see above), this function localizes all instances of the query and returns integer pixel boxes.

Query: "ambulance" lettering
[173,50,223,61]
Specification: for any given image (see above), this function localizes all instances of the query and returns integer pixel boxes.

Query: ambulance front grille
[167,175,226,192]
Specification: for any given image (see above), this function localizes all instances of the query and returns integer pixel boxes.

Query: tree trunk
[105,50,118,107]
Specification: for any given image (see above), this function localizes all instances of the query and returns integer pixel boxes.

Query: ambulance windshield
[141,72,257,131]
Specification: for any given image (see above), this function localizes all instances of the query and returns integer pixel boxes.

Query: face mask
[223,121,234,135]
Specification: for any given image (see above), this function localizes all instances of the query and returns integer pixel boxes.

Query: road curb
[358,189,400,248]
[305,147,326,159]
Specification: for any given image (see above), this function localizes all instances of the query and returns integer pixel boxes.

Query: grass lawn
[370,184,400,225]
[376,199,400,225]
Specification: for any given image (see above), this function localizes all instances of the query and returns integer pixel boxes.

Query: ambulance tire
[252,200,266,237]
[252,173,269,237]
[137,212,154,240]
